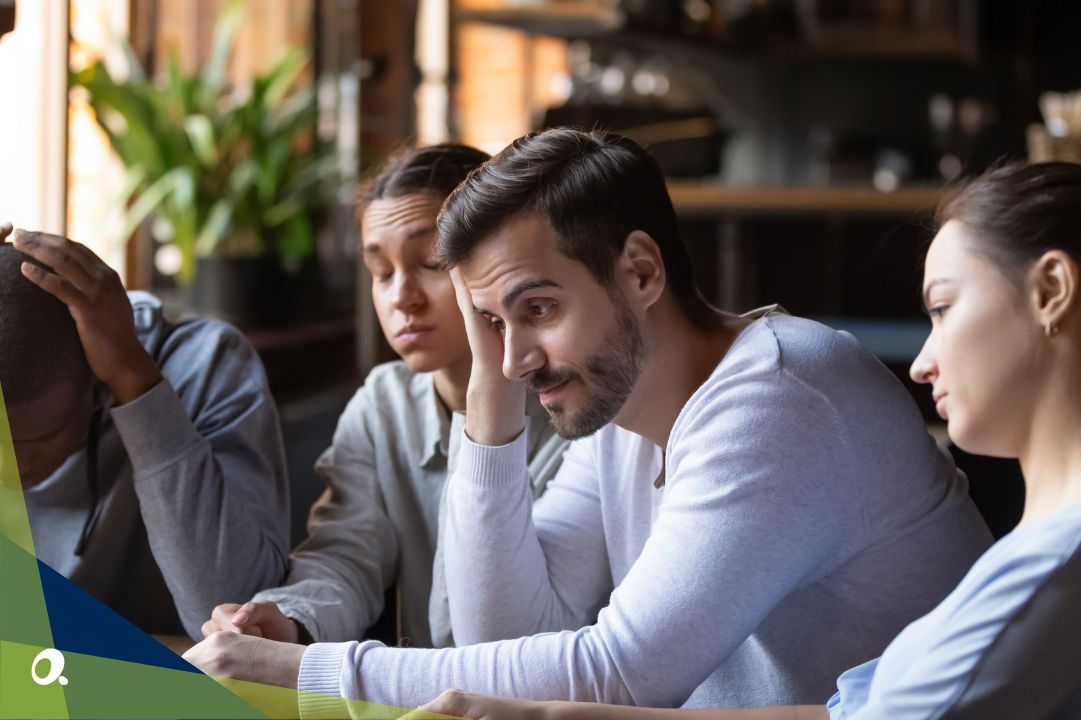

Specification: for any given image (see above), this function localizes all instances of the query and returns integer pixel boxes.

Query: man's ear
[618,230,665,310]
[1028,250,1078,333]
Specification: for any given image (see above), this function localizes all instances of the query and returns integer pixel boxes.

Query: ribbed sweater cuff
[298,642,353,719]
[456,426,529,488]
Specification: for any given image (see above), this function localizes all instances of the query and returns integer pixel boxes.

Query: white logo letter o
[31,648,67,686]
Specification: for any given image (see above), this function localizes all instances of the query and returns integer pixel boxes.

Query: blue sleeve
[828,657,879,718]
[847,540,1080,720]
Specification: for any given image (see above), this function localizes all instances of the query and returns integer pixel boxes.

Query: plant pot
[189,255,323,328]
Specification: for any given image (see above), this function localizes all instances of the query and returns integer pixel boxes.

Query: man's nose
[502,327,545,381]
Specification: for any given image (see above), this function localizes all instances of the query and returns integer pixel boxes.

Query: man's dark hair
[937,161,1081,276]
[436,127,718,329]
[358,143,491,214]
[0,245,91,405]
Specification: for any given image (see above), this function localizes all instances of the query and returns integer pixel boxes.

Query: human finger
[410,688,474,718]
[209,603,244,630]
[11,230,96,291]
[449,267,476,320]
[417,689,476,716]
[20,261,86,307]
[231,602,256,626]
[201,619,220,638]
[449,266,501,349]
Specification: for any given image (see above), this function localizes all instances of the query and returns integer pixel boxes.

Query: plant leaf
[201,0,243,102]
[113,167,190,250]
[184,114,218,166]
[195,199,234,255]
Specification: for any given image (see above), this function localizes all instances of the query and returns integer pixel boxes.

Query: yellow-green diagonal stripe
[0,384,68,718]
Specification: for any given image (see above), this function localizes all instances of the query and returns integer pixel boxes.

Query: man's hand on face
[11,229,162,406]
[203,601,303,644]
[450,267,526,447]
[182,631,305,689]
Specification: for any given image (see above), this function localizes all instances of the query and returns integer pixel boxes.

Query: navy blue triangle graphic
[37,558,197,672]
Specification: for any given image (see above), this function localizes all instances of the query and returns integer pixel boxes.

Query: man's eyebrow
[500,279,560,310]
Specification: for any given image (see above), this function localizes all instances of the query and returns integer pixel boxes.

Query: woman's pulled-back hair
[937,161,1081,275]
[358,143,490,213]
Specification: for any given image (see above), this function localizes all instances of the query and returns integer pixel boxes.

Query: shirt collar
[419,374,451,470]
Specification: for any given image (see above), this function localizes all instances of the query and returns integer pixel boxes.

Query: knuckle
[442,688,466,703]
[208,630,235,653]
[54,246,74,263]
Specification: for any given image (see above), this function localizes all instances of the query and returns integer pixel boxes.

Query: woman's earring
[1045,321,1059,337]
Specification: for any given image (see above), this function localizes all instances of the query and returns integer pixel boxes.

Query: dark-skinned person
[0,223,288,639]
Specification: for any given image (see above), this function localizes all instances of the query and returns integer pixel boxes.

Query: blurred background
[2,0,1080,539]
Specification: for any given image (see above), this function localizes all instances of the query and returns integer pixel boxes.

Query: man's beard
[526,296,647,439]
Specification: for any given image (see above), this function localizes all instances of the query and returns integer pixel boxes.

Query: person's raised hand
[11,229,161,405]
[450,267,525,446]
[202,601,302,644]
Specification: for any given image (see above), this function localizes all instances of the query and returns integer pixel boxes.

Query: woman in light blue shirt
[416,163,1081,719]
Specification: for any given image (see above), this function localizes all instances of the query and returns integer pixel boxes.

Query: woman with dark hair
[200,144,567,650]
[415,161,1081,719]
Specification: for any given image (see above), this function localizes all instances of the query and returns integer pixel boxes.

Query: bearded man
[185,128,991,713]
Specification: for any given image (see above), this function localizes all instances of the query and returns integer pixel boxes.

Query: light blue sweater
[298,313,992,712]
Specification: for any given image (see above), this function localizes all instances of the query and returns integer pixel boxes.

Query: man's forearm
[104,351,162,406]
[464,386,526,446]
[443,430,579,644]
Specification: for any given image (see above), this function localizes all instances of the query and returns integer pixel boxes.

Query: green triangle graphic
[0,384,68,719]
[2,641,263,720]
[0,377,452,719]
[0,384,261,718]
[0,384,35,555]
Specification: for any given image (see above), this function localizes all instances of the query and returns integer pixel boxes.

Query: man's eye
[376,272,393,284]
[489,317,505,332]
[928,305,950,319]
[529,302,553,318]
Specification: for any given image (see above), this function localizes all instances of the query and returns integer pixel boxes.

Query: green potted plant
[70,1,337,326]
